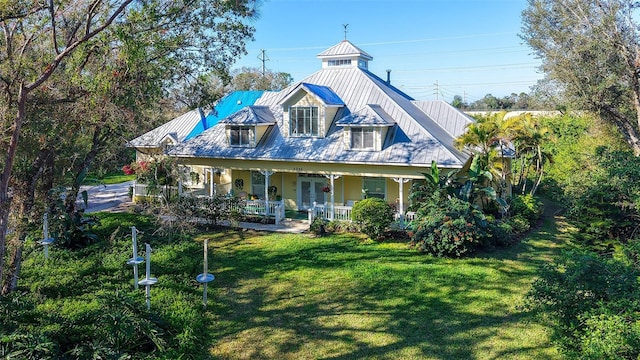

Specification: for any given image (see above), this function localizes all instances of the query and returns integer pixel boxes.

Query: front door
[298,175,327,210]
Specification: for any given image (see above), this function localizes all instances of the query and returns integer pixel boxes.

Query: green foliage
[351,197,395,240]
[1,213,213,359]
[47,187,99,250]
[527,249,640,358]
[410,191,488,257]
[565,148,640,248]
[522,0,640,153]
[309,217,328,236]
[509,194,543,223]
[325,220,359,234]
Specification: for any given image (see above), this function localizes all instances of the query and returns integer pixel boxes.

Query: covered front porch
[172,164,420,224]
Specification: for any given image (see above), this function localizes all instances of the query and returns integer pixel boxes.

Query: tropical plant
[508,114,554,195]
[410,190,488,257]
[457,112,512,197]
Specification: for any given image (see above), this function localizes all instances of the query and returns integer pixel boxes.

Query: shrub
[527,249,640,358]
[309,217,328,236]
[508,214,531,234]
[485,218,515,247]
[410,192,488,257]
[510,194,543,224]
[325,220,358,233]
[351,198,395,240]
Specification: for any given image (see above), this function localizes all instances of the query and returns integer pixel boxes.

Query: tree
[230,67,293,91]
[455,112,512,199]
[169,67,293,112]
[0,0,259,295]
[451,95,467,109]
[522,0,640,154]
[508,114,554,195]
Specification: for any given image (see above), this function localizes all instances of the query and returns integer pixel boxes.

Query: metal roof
[300,83,345,106]
[317,40,373,60]
[169,71,469,168]
[153,41,475,169]
[336,104,395,126]
[128,108,204,148]
[219,106,276,125]
[185,91,264,140]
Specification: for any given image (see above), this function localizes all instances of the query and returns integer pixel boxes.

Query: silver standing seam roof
[165,41,472,169]
[128,108,205,148]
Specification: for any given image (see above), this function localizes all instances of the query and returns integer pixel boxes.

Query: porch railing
[133,182,285,224]
[226,199,285,224]
[308,202,416,227]
[308,203,353,222]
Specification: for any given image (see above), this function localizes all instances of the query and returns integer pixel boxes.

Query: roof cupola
[317,40,373,70]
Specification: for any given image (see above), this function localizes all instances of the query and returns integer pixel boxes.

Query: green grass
[83,172,135,185]
[14,209,572,359]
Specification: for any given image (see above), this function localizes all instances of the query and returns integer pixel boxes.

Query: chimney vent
[386,69,391,84]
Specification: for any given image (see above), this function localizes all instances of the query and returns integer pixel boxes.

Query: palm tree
[506,114,553,195]
[455,112,512,198]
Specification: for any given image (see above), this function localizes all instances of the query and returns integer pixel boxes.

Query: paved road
[78,181,134,213]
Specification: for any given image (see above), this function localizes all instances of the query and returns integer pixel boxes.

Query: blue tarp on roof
[185,90,264,140]
[301,83,345,106]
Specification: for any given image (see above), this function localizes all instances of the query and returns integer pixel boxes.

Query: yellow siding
[282,173,298,210]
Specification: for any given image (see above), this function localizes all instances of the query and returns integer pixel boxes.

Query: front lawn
[8,211,568,359]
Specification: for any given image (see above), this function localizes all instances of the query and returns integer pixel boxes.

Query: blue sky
[231,0,542,104]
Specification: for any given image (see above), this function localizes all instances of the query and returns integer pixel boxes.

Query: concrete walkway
[227,219,309,234]
[79,181,310,233]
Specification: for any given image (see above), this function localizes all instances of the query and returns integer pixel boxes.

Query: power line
[261,32,517,52]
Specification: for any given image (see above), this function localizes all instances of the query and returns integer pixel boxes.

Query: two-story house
[128,40,474,221]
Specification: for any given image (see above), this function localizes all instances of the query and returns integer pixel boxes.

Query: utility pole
[434,81,439,100]
[257,49,269,76]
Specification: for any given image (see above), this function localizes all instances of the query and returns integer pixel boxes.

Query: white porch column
[392,177,411,217]
[178,167,183,196]
[325,174,341,221]
[261,170,274,214]
[208,167,214,197]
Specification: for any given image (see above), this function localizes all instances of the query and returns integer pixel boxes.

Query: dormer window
[328,59,352,67]
[336,104,395,152]
[351,127,375,150]
[220,106,276,147]
[229,126,254,147]
[290,106,319,137]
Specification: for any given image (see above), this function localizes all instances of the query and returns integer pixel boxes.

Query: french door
[298,175,327,210]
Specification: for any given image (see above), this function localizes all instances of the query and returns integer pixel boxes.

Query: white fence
[229,199,285,224]
[308,202,416,227]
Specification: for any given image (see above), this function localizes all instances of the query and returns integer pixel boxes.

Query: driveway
[79,181,134,213]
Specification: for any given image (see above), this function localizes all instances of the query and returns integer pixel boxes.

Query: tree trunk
[1,148,51,295]
[0,85,27,291]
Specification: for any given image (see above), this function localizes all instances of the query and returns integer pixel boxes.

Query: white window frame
[229,126,254,147]
[289,106,319,137]
[328,59,352,67]
[351,127,375,150]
